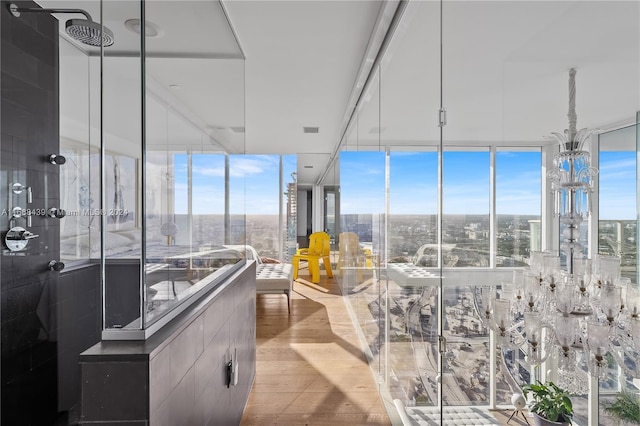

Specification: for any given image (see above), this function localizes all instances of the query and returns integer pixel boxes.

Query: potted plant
[603,392,640,425]
[522,381,573,426]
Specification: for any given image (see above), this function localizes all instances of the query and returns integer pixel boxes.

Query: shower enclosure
[1,0,246,422]
[55,0,247,339]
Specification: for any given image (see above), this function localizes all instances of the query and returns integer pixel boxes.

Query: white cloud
[192,165,226,177]
[228,156,279,178]
[187,155,281,179]
[598,158,636,172]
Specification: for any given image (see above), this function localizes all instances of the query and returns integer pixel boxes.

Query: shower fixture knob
[5,226,39,252]
[49,154,66,165]
[48,207,66,219]
[48,260,65,272]
[9,3,20,17]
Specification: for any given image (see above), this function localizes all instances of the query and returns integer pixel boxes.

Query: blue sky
[600,151,636,220]
[173,150,635,219]
[174,154,296,215]
[495,151,542,216]
[341,150,543,215]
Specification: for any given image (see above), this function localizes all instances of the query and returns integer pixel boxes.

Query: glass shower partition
[100,0,246,339]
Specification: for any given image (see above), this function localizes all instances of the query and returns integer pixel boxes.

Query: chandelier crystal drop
[478,69,640,394]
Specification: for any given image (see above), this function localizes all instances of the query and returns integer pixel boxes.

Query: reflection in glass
[338,147,386,396]
[59,37,99,262]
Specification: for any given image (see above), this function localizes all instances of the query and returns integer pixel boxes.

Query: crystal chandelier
[479,69,640,394]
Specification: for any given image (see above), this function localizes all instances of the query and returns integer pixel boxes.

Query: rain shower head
[9,3,114,47]
[65,18,114,47]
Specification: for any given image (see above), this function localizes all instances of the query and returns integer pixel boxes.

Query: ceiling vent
[303,127,319,134]
[230,126,245,133]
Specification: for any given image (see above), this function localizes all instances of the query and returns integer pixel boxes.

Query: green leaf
[521,381,573,422]
[604,392,640,424]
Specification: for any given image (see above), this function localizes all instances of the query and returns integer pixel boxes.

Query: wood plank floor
[241,270,392,425]
[241,268,526,426]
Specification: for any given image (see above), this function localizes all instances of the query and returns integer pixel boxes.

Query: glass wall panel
[598,124,639,425]
[442,150,490,267]
[336,68,386,401]
[143,1,245,330]
[599,126,637,282]
[101,0,144,331]
[176,152,227,249]
[439,1,640,423]
[339,148,385,355]
[101,0,245,336]
[493,150,541,407]
[59,38,100,263]
[377,0,441,413]
[230,154,283,259]
[388,151,438,263]
[385,150,439,407]
[496,149,542,267]
[339,0,640,422]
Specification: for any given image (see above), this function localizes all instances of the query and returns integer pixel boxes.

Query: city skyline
[170,150,635,218]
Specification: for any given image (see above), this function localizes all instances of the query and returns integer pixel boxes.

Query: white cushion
[256,263,293,292]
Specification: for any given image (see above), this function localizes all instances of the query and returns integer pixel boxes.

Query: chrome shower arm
[9,4,93,21]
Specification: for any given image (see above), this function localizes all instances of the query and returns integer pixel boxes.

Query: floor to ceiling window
[597,124,639,425]
[442,150,490,267]
[331,1,640,425]
[229,154,297,261]
[388,150,438,264]
[598,126,637,282]
[496,150,542,266]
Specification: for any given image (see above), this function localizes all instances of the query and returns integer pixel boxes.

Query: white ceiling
[41,0,640,185]
[42,0,384,184]
[352,1,640,149]
[223,0,385,184]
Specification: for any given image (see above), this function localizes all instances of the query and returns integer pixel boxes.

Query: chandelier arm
[524,345,552,366]
[505,319,524,333]
[510,330,527,348]
[501,319,528,348]
[577,166,598,184]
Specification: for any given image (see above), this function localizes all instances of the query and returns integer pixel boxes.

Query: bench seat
[256,263,293,313]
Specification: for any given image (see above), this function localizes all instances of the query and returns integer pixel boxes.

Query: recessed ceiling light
[124,19,162,37]
[169,84,181,90]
